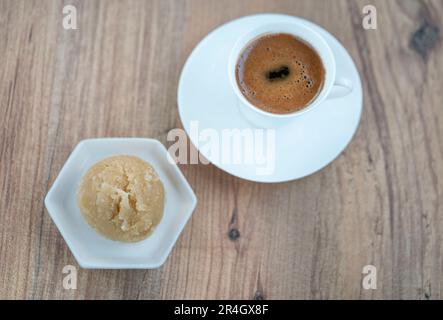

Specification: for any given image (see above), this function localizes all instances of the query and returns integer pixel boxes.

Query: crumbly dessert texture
[77,155,165,242]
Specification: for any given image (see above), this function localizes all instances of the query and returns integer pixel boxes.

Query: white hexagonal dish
[44,138,197,269]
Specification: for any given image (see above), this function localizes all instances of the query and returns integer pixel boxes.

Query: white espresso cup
[228,21,353,128]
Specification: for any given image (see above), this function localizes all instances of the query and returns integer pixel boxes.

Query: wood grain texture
[0,0,442,299]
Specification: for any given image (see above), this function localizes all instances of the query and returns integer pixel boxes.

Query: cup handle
[326,77,353,100]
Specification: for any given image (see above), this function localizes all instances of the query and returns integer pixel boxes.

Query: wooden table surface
[1,0,442,300]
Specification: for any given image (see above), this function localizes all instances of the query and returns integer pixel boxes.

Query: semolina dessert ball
[77,155,165,242]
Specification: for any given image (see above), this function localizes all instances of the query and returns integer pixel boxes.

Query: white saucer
[178,14,363,183]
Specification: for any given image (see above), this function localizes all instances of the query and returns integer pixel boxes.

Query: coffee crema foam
[235,33,325,114]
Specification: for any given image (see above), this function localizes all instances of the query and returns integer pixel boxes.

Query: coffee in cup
[235,33,325,114]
